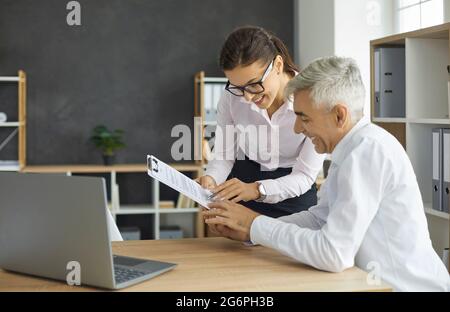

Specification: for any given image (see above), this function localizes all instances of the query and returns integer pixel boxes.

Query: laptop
[0,172,176,289]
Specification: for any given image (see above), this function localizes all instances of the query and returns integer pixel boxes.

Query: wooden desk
[0,238,392,292]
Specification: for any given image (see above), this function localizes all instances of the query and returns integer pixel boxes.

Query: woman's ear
[275,55,283,74]
[334,104,348,128]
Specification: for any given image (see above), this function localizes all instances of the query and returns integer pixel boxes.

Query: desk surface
[22,163,202,173]
[0,238,392,292]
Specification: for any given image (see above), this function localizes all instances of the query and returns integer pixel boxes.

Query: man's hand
[201,207,228,236]
[211,178,260,203]
[202,200,260,242]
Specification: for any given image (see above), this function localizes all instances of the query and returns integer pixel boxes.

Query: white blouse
[206,91,325,203]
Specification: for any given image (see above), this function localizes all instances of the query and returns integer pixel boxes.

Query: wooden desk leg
[195,211,205,238]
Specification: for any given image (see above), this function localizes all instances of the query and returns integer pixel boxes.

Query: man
[204,56,450,291]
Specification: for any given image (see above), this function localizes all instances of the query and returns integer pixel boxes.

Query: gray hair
[285,56,365,122]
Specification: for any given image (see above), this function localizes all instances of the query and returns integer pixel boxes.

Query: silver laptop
[0,172,176,289]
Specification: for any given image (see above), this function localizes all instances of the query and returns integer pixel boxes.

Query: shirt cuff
[257,179,282,204]
[250,215,280,247]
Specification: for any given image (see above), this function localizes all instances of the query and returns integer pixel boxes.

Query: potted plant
[90,125,125,165]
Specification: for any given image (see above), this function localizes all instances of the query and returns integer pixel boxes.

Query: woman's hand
[196,176,221,234]
[197,175,217,190]
[211,178,260,203]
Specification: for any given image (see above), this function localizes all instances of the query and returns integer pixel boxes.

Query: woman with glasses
[199,26,325,219]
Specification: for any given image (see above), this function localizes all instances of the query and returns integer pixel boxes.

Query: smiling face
[224,55,285,111]
[293,90,351,154]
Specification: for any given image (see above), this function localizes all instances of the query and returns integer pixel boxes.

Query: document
[147,155,212,209]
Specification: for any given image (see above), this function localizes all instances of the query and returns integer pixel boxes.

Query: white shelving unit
[194,71,227,164]
[23,163,204,240]
[371,23,450,263]
[0,71,26,172]
[110,173,201,240]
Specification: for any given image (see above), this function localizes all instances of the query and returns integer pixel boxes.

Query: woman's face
[224,56,283,110]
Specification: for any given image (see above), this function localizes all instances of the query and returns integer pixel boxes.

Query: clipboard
[147,155,212,209]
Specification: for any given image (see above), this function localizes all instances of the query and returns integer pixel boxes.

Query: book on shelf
[176,193,197,209]
[111,183,120,211]
[176,193,186,209]
[159,200,175,209]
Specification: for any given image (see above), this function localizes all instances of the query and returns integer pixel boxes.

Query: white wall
[294,0,335,69]
[334,0,394,117]
[295,0,394,117]
[444,0,450,22]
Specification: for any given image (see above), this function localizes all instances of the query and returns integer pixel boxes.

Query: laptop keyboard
[114,266,148,284]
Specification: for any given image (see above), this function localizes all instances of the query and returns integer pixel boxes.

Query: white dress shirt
[206,91,325,203]
[250,119,450,291]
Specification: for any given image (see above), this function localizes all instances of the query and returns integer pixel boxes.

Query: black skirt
[227,157,317,218]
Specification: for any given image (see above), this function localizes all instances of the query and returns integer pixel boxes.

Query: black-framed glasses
[225,58,275,97]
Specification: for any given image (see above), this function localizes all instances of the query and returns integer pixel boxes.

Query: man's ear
[334,104,348,128]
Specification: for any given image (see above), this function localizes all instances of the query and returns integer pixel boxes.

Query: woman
[199,26,325,218]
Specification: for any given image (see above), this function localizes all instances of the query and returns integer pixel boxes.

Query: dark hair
[219,26,299,76]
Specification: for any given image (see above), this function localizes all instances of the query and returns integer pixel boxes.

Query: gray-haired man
[204,56,450,291]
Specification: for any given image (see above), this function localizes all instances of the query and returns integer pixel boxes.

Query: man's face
[293,90,341,154]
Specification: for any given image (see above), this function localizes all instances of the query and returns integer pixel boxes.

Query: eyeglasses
[225,58,275,97]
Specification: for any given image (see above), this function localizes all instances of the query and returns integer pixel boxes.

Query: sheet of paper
[147,155,212,209]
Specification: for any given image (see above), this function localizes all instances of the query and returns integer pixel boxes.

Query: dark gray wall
[0,0,294,165]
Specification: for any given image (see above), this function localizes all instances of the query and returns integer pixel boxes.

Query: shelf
[203,77,228,83]
[159,208,199,214]
[424,204,450,220]
[371,23,450,46]
[114,205,156,215]
[0,122,21,127]
[22,162,202,174]
[408,118,450,125]
[0,76,20,82]
[112,206,200,215]
[111,205,199,215]
[0,161,20,171]
[373,118,407,123]
[372,118,450,125]
[0,166,20,171]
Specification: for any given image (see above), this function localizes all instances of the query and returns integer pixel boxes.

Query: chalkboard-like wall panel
[0,0,294,164]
